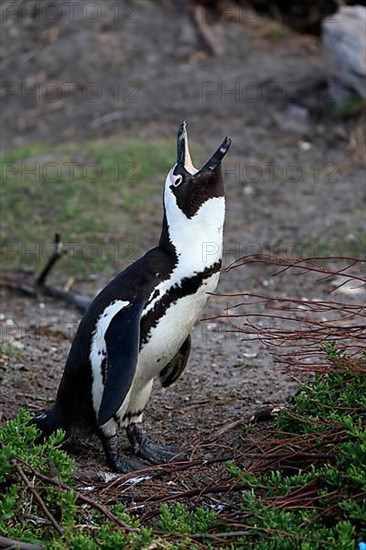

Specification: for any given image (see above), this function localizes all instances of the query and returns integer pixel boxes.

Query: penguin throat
[163,195,225,273]
[159,211,178,259]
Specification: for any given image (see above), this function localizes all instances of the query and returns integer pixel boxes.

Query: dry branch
[212,255,366,363]
[13,461,64,536]
[18,461,138,534]
[125,482,251,507]
[190,4,223,55]
[1,233,90,313]
[35,233,64,286]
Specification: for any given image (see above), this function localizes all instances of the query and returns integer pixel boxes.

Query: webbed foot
[101,434,147,473]
[126,423,187,464]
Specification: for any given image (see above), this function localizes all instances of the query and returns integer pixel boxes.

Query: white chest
[135,271,220,384]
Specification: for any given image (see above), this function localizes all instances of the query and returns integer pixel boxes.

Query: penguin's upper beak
[177,121,231,175]
[177,121,198,175]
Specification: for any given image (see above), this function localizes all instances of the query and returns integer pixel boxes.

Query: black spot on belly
[140,260,221,346]
[146,288,160,306]
[101,356,107,384]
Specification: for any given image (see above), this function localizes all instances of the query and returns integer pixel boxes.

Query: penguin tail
[30,408,68,444]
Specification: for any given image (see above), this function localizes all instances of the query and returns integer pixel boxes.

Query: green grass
[0,137,180,279]
[273,220,366,260]
[0,343,24,358]
[328,93,365,117]
[315,221,366,258]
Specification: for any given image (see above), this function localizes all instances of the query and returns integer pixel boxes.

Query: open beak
[177,121,231,175]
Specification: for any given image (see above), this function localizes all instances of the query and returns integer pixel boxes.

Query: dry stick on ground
[18,460,138,534]
[125,482,254,507]
[35,233,64,286]
[97,454,237,498]
[190,3,223,55]
[1,233,90,313]
[12,461,64,536]
[35,233,90,312]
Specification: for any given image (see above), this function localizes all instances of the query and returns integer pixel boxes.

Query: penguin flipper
[97,297,147,427]
[159,335,191,388]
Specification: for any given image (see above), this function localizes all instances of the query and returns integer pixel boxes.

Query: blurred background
[1,0,365,457]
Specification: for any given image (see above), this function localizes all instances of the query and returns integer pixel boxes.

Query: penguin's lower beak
[177,121,198,175]
[202,136,231,172]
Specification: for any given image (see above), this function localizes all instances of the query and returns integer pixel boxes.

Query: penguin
[33,122,231,472]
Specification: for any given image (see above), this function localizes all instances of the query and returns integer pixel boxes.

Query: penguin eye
[172,175,183,187]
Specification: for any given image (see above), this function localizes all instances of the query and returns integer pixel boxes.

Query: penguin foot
[126,424,187,464]
[111,456,147,473]
[101,434,146,473]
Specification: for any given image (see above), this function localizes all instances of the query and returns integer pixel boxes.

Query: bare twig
[36,233,64,286]
[1,233,90,313]
[39,285,90,313]
[125,482,254,507]
[13,461,64,536]
[18,461,138,534]
[190,4,223,55]
[97,454,243,497]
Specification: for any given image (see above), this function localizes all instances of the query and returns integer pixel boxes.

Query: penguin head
[164,121,231,222]
[164,122,231,249]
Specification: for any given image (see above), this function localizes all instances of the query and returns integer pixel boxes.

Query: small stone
[273,105,310,134]
[299,141,312,151]
[12,341,24,350]
[243,352,258,359]
[100,472,118,483]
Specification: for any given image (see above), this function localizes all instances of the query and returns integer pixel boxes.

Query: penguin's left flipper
[159,335,191,388]
[97,296,148,427]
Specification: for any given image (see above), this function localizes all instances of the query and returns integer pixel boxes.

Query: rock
[273,104,310,134]
[322,6,366,101]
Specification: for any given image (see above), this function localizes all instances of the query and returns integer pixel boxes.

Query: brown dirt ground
[1,0,365,522]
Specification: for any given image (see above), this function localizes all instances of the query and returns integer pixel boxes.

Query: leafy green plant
[1,412,221,548]
[222,342,366,549]
[0,343,24,358]
[157,503,216,535]
[0,410,155,549]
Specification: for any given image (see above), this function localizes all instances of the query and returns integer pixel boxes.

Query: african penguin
[33,122,231,472]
